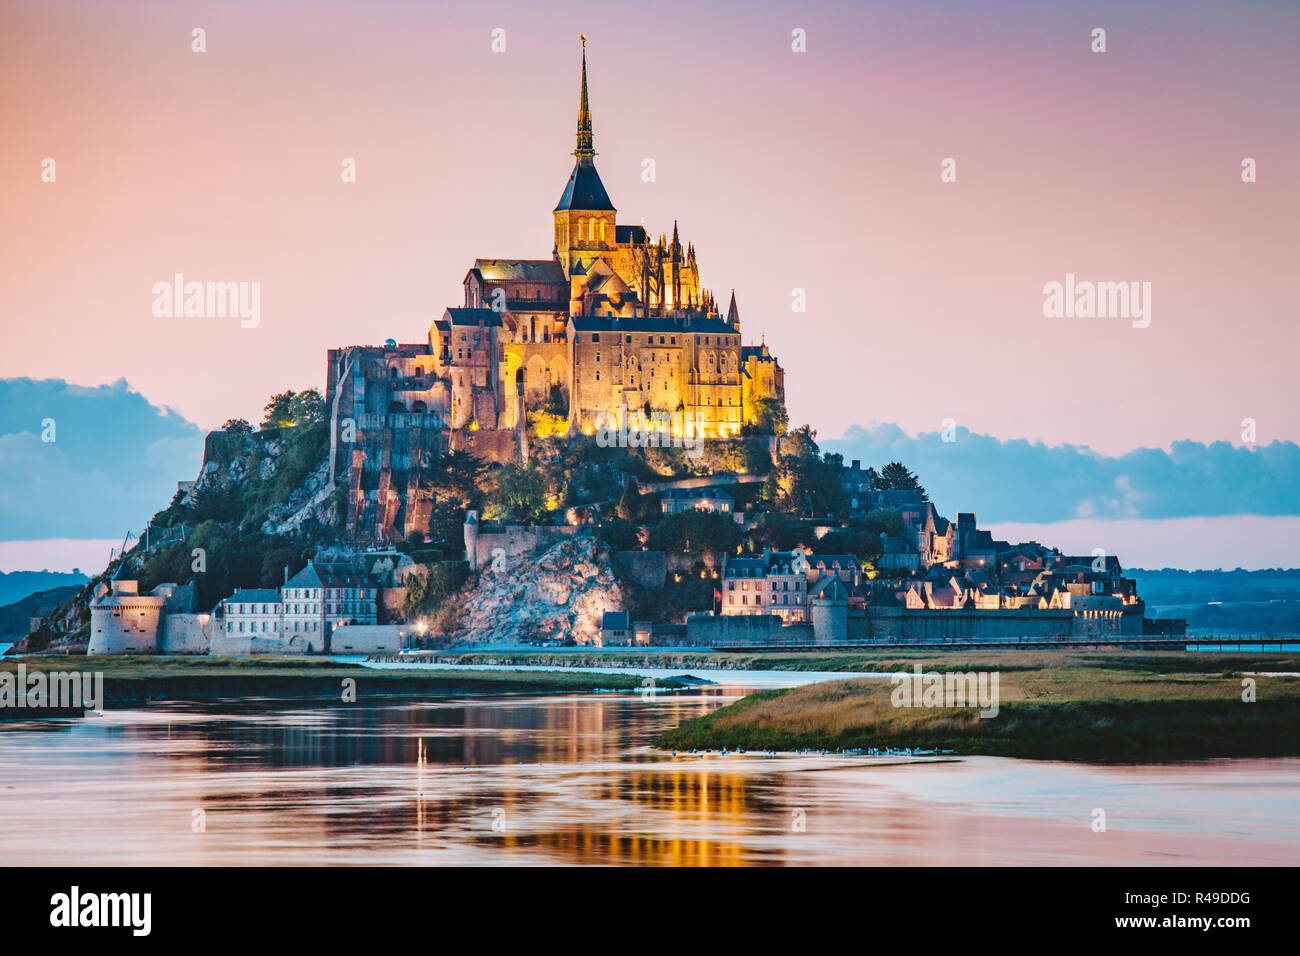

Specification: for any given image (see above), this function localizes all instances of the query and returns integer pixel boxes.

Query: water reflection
[1,688,1297,866]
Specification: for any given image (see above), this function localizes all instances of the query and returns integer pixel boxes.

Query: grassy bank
[431,647,1299,674]
[655,651,1300,761]
[1,655,675,706]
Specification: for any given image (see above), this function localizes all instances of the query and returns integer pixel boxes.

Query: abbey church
[325,42,784,541]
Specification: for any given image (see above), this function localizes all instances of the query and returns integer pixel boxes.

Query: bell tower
[554,36,616,276]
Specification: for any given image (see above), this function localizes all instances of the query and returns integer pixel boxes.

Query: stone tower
[553,36,617,286]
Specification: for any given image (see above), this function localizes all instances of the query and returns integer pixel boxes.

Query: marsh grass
[656,660,1300,761]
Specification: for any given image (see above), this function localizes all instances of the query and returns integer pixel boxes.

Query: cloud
[822,422,1300,523]
[0,378,204,540]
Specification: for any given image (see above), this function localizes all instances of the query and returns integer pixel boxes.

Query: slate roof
[601,611,630,631]
[808,553,862,571]
[444,308,504,327]
[569,314,739,336]
[225,589,281,605]
[555,161,616,212]
[285,563,373,590]
[615,224,647,244]
[474,259,565,283]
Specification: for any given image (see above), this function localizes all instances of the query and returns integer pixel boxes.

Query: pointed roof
[727,289,739,326]
[574,35,594,162]
[555,163,614,212]
[555,36,615,213]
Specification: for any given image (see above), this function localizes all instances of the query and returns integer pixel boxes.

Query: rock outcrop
[451,534,623,645]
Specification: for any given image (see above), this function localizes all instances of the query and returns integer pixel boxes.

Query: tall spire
[574,35,595,164]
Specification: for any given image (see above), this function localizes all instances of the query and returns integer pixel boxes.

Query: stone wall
[868,606,1076,642]
[208,633,300,656]
[330,624,409,654]
[87,599,163,655]
[685,613,812,646]
[454,428,518,465]
[157,613,213,654]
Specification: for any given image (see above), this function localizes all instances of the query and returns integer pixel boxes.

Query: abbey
[325,41,784,541]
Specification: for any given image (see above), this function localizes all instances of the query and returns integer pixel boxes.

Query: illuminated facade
[453,40,784,441]
[325,41,785,542]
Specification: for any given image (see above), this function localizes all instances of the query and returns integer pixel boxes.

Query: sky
[1,0,1298,572]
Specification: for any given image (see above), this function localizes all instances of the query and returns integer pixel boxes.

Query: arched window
[599,219,606,241]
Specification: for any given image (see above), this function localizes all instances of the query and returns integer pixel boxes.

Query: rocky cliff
[450,534,624,644]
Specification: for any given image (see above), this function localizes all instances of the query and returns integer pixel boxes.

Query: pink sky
[1,0,1297,459]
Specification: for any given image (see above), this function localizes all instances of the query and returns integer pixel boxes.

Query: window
[592,333,600,343]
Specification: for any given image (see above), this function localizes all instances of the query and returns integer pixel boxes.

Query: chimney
[851,459,861,471]
[284,565,290,586]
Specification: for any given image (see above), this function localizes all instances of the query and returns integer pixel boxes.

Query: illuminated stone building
[325,40,784,541]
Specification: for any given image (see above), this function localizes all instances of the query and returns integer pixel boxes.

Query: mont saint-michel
[3,1,1299,892]
[10,44,1185,660]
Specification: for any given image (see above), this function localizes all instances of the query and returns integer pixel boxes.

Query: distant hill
[1127,568,1300,635]
[0,569,89,607]
[0,584,83,640]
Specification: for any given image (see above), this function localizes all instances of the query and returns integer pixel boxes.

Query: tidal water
[1,687,1297,865]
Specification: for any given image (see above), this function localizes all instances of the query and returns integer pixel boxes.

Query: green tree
[485,464,549,524]
[616,477,641,522]
[262,391,296,429]
[649,510,741,554]
[875,461,928,499]
[289,389,325,427]
[815,529,883,562]
[598,518,640,551]
[543,384,568,418]
[423,451,488,544]
[860,507,904,538]
[754,398,789,435]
